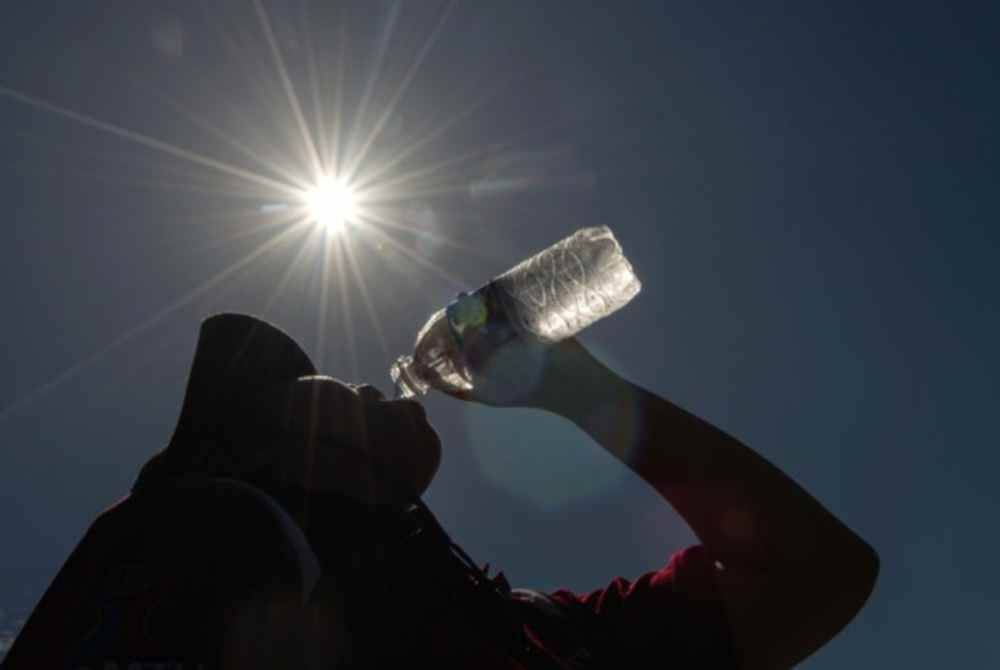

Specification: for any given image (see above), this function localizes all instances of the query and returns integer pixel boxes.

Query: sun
[304,175,359,234]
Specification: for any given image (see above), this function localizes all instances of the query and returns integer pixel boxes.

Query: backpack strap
[208,477,321,604]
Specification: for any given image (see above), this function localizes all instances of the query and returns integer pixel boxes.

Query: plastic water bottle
[390,225,641,398]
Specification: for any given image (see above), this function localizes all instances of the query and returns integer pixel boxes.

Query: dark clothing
[2,479,735,669]
[2,479,321,670]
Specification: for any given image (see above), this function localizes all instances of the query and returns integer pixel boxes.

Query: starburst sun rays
[0,0,505,421]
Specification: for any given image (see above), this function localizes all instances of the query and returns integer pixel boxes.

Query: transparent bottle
[390,225,641,398]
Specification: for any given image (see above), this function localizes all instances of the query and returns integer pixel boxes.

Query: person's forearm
[538,358,876,571]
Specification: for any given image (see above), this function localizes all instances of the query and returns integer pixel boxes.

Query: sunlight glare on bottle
[305,175,359,234]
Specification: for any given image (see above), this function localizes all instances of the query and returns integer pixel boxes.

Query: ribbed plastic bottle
[390,225,641,398]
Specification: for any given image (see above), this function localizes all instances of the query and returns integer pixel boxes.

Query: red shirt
[546,545,737,667]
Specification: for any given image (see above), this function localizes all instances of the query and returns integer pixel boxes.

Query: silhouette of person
[2,312,878,669]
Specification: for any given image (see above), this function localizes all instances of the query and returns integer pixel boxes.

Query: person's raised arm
[452,337,879,669]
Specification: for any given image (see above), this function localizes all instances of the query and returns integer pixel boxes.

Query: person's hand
[441,324,614,412]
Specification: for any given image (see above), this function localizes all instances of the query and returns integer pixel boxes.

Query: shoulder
[2,478,321,669]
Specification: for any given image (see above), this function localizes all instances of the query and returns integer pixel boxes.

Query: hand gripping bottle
[390,225,641,398]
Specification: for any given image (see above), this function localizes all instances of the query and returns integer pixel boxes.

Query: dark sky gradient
[1,1,997,665]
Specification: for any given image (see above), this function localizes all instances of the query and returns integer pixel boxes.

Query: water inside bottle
[493,225,641,343]
[389,226,640,398]
[390,308,474,398]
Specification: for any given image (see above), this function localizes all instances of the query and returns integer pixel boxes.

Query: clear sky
[1,1,997,666]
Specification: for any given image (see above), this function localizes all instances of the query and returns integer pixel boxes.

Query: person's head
[135,313,441,507]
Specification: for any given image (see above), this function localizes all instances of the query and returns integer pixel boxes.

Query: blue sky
[1,1,997,665]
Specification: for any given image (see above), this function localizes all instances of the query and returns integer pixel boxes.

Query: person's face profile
[275,376,442,505]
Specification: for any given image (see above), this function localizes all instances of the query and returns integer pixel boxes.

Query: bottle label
[445,283,523,379]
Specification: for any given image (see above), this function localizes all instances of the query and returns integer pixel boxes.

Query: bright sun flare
[305,176,359,233]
